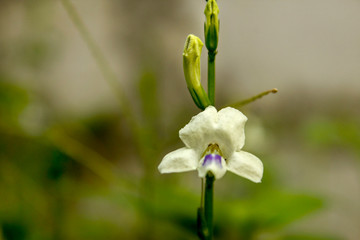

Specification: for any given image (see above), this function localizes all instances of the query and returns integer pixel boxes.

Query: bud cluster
[182,0,220,109]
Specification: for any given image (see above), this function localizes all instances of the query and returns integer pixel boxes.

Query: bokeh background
[0,0,359,239]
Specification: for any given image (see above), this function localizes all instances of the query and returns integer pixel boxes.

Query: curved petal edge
[179,106,217,154]
[158,147,198,174]
[226,151,263,183]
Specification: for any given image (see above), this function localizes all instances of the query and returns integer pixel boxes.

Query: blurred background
[0,0,359,239]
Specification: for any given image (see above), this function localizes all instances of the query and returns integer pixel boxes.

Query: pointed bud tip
[204,0,219,16]
[183,34,203,58]
[204,0,219,52]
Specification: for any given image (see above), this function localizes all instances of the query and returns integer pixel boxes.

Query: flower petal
[179,106,218,155]
[179,106,247,159]
[158,147,198,174]
[216,107,247,155]
[197,154,227,179]
[226,151,263,183]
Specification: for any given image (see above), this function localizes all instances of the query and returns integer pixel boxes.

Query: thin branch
[60,0,139,134]
[227,88,278,109]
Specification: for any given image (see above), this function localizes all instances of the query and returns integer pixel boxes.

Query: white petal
[226,151,263,183]
[158,147,198,174]
[216,107,247,155]
[197,155,227,179]
[179,106,218,155]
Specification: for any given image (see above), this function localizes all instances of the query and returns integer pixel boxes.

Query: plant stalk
[208,51,216,106]
[204,173,215,239]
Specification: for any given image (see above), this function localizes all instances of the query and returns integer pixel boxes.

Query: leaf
[216,189,324,238]
[0,78,29,128]
[279,233,341,240]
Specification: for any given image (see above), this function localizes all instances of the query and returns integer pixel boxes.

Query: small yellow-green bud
[183,35,210,109]
[204,0,219,52]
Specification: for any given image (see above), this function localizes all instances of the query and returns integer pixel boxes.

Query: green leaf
[216,189,324,238]
[279,233,341,240]
[0,77,29,128]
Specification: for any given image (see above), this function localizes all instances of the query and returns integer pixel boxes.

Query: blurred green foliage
[302,116,360,156]
[0,78,29,130]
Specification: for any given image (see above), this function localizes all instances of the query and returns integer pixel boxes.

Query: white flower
[158,106,263,182]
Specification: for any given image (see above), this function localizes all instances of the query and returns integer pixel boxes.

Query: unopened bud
[204,0,219,52]
[183,34,210,109]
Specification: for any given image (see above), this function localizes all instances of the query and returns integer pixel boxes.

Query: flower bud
[204,0,219,52]
[183,34,210,109]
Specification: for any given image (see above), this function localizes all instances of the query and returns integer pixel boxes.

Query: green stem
[204,173,215,240]
[208,51,216,106]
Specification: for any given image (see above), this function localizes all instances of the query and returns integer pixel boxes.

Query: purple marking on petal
[203,154,222,168]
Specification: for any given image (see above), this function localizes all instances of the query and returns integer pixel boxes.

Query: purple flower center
[202,154,222,168]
